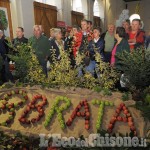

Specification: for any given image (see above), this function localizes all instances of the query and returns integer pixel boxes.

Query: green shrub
[47,48,79,87]
[102,88,112,96]
[8,43,46,84]
[0,10,8,30]
[95,50,119,89]
[7,43,119,90]
[116,48,150,100]
[144,94,150,105]
[93,86,103,93]
[122,92,130,101]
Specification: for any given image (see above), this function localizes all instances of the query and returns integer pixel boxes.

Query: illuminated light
[129,14,140,23]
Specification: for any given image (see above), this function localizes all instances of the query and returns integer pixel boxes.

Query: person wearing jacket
[49,28,64,63]
[12,27,28,47]
[29,25,51,76]
[145,31,150,49]
[0,30,14,82]
[70,25,82,58]
[79,19,93,55]
[111,27,130,70]
[86,27,105,77]
[128,19,145,51]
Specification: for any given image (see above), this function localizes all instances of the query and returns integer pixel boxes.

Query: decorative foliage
[122,92,130,101]
[8,43,46,84]
[116,48,150,100]
[26,51,46,84]
[0,10,8,30]
[0,130,40,149]
[6,41,119,91]
[47,48,79,87]
[95,51,119,89]
[134,101,150,121]
[78,72,97,89]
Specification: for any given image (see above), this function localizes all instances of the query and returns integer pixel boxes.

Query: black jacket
[12,36,28,47]
[0,36,8,60]
[49,39,64,63]
[114,38,130,70]
[87,37,105,61]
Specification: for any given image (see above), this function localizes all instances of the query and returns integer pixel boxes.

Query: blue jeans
[78,60,96,77]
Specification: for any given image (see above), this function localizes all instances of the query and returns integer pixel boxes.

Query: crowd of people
[0,18,149,84]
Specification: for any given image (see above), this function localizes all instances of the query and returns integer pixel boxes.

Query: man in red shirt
[128,19,145,51]
[72,25,82,57]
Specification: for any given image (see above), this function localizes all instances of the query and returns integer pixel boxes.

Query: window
[45,0,55,6]
[93,0,104,19]
[34,0,43,3]
[93,0,100,17]
[72,0,82,12]
[34,0,55,6]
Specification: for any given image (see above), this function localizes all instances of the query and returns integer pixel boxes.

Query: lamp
[129,13,140,23]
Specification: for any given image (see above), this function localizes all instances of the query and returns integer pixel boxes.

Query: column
[87,0,95,21]
[10,0,35,38]
[82,0,88,19]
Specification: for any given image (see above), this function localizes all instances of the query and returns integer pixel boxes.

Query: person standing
[101,24,115,63]
[122,19,131,40]
[0,30,14,83]
[111,27,130,70]
[78,19,93,76]
[12,27,28,47]
[71,25,82,57]
[49,28,64,63]
[79,19,93,56]
[87,20,93,31]
[29,25,51,76]
[145,31,150,49]
[128,19,145,51]
[0,30,9,54]
[87,27,105,77]
[49,28,55,41]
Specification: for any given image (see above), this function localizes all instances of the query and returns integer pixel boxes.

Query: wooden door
[34,1,57,37]
[71,11,84,27]
[0,0,13,39]
[93,16,101,27]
